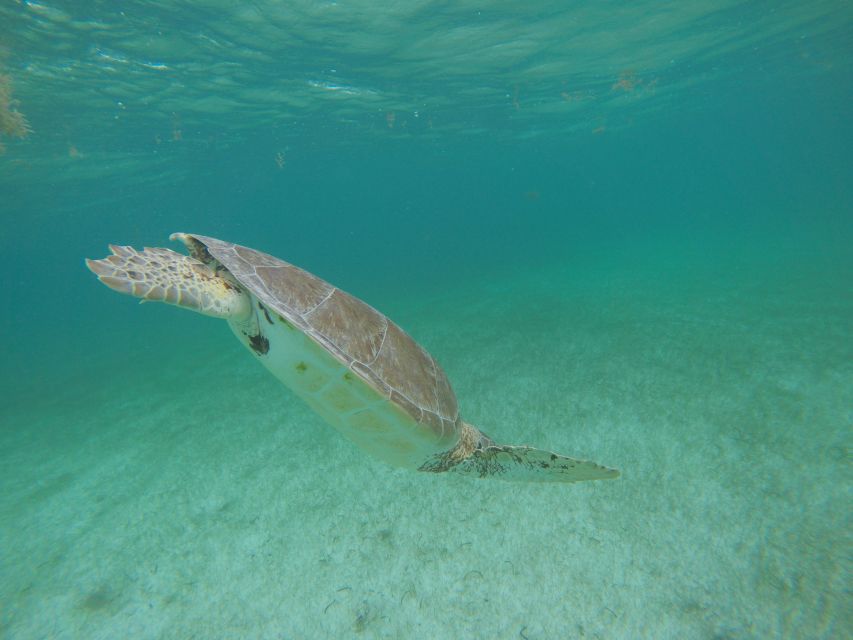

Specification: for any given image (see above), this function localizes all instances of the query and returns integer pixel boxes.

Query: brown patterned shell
[189,234,460,438]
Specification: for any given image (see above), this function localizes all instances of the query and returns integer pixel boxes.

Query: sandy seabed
[1,246,849,639]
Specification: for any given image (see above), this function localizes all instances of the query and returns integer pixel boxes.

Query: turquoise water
[1,1,851,638]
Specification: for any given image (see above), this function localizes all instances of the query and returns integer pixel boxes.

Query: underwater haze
[1,1,851,638]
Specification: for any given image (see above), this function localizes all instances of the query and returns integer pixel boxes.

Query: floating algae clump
[0,73,29,154]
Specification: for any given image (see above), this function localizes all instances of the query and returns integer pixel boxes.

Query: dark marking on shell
[258,302,273,324]
[295,362,307,372]
[249,333,269,355]
[187,239,214,264]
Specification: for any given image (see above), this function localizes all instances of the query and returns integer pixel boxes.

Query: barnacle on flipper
[0,72,30,154]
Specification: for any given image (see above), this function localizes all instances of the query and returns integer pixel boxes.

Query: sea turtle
[87,233,619,483]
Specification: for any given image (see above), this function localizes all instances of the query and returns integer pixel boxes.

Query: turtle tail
[86,244,252,320]
[419,422,619,483]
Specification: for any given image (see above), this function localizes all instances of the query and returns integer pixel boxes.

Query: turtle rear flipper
[86,245,251,320]
[422,444,620,483]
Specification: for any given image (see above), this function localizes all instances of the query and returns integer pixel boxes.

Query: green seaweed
[0,72,29,154]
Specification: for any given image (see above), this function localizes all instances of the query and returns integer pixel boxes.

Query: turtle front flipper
[86,244,252,320]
